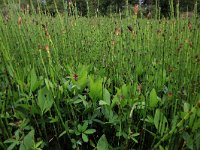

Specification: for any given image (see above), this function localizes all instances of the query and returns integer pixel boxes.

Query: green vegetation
[0,1,200,150]
[1,0,200,17]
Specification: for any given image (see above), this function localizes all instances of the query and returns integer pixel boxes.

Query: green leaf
[84,129,96,134]
[136,62,143,76]
[30,67,37,92]
[75,130,81,136]
[4,139,18,144]
[89,76,103,101]
[121,84,129,98]
[189,113,196,128]
[77,65,88,91]
[7,142,18,150]
[154,109,161,129]
[97,134,109,150]
[35,140,43,148]
[132,133,140,137]
[82,133,88,142]
[37,86,54,115]
[73,99,83,104]
[19,130,34,150]
[49,116,58,123]
[159,145,165,150]
[71,65,89,91]
[82,122,88,132]
[154,109,168,136]
[131,137,138,143]
[78,124,82,132]
[192,118,200,131]
[145,115,154,124]
[103,88,110,106]
[99,100,109,106]
[184,102,190,112]
[89,139,95,148]
[45,78,55,91]
[111,95,119,108]
[197,109,200,117]
[58,131,66,138]
[171,115,178,130]
[149,88,159,108]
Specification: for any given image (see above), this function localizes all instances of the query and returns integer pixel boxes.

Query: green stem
[153,101,200,149]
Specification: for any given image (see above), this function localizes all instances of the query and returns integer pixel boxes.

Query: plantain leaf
[89,76,103,101]
[30,68,37,91]
[149,88,159,108]
[97,134,109,150]
[19,130,34,150]
[103,88,110,106]
[38,86,53,115]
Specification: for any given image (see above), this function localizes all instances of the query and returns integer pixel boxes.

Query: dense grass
[0,4,200,150]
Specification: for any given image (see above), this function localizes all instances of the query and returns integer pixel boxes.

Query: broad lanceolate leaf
[89,76,103,101]
[103,88,110,106]
[37,86,54,115]
[19,130,34,150]
[97,134,109,150]
[71,64,89,91]
[7,142,18,150]
[149,88,159,108]
[29,67,41,92]
[30,68,37,91]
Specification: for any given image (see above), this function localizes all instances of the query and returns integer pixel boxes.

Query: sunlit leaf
[103,88,110,106]
[89,76,103,101]
[97,134,109,150]
[84,129,96,134]
[149,88,159,108]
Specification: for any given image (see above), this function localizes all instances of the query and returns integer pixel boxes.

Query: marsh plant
[0,1,200,150]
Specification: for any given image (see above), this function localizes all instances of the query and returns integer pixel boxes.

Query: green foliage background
[1,0,200,16]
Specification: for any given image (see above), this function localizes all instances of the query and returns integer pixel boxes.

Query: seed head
[114,27,121,36]
[111,40,116,46]
[133,4,139,15]
[188,22,192,30]
[167,92,173,97]
[18,16,22,25]
[197,101,200,108]
[45,30,50,38]
[137,83,142,93]
[73,74,78,81]
[38,44,42,49]
[147,12,152,19]
[45,45,49,52]
[127,25,133,32]
[26,4,30,13]
[194,55,200,63]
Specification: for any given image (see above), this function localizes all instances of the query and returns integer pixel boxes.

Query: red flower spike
[73,74,78,81]
[167,92,173,97]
